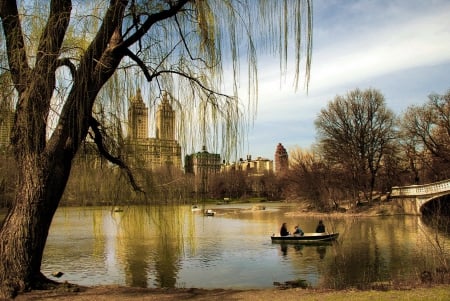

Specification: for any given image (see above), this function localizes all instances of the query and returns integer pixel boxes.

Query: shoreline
[15,284,450,300]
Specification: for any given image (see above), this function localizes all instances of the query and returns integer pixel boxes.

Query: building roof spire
[131,88,143,103]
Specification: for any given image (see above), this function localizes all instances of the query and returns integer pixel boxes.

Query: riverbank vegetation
[1,91,449,212]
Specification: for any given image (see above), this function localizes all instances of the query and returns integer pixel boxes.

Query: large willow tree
[0,0,312,297]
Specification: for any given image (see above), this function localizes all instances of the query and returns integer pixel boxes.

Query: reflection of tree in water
[320,219,387,289]
[153,242,180,287]
[150,205,187,288]
[320,218,428,290]
[421,212,450,235]
[125,245,150,287]
[111,207,151,287]
[108,205,194,288]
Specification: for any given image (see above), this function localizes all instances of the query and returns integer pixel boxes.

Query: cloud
[243,0,450,159]
[254,0,450,116]
[310,4,450,92]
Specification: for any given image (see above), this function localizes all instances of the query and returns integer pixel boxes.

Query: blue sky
[242,0,450,160]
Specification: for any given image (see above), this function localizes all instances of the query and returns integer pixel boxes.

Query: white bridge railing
[391,178,450,197]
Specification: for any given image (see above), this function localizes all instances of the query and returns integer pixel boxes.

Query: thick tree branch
[50,2,127,157]
[89,117,144,193]
[123,48,152,81]
[0,0,30,93]
[84,0,127,68]
[35,0,72,66]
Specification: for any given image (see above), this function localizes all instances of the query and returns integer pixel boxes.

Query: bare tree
[282,146,346,210]
[400,90,450,181]
[0,0,312,297]
[315,88,396,203]
[283,147,326,207]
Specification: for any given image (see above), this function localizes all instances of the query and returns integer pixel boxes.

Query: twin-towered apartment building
[126,90,289,176]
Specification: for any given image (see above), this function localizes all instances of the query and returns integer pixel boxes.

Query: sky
[242,0,450,161]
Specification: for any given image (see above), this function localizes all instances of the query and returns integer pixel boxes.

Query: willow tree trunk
[0,150,74,297]
[0,1,129,297]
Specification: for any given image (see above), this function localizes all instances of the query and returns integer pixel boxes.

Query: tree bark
[0,150,73,297]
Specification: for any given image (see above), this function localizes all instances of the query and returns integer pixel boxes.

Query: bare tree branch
[174,14,212,67]
[88,116,144,194]
[123,48,152,81]
[120,0,190,49]
[124,47,232,100]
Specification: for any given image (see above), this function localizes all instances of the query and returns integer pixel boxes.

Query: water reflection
[36,204,450,289]
[98,206,192,288]
[149,206,187,288]
[421,215,450,236]
[316,246,326,259]
[278,243,329,259]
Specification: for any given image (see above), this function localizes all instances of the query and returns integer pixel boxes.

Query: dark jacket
[316,223,325,233]
[280,224,289,236]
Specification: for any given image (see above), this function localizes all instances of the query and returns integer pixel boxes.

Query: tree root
[31,272,59,290]
[0,272,82,299]
[31,272,82,292]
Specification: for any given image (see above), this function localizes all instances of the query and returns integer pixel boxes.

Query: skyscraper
[127,89,148,140]
[125,90,181,170]
[156,93,175,140]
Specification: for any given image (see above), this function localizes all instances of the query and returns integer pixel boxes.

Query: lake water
[4,202,450,289]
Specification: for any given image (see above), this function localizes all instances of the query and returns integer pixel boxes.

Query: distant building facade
[185,145,221,175]
[222,155,273,176]
[185,146,221,195]
[125,90,182,170]
[274,143,288,174]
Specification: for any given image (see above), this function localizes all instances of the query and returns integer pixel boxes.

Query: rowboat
[204,209,215,216]
[271,232,339,244]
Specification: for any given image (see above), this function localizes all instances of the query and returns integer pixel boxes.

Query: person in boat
[280,223,290,236]
[315,220,326,233]
[293,225,304,236]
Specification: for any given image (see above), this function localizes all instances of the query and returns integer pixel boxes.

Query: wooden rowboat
[271,232,339,244]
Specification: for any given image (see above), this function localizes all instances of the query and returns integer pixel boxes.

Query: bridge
[390,179,450,215]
